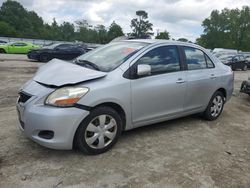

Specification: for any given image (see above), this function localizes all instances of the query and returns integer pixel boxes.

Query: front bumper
[240,80,250,95]
[27,52,39,60]
[16,81,90,150]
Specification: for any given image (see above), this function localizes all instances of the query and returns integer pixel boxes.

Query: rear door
[182,46,218,113]
[130,45,187,126]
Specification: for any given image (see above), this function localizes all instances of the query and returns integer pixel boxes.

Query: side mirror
[137,64,151,76]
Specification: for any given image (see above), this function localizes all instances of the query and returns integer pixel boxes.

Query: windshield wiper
[75,59,100,71]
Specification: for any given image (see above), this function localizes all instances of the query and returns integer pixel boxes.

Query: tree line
[0,0,250,50]
[196,6,250,51]
[0,0,124,43]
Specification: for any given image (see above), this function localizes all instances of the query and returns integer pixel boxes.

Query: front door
[9,42,28,54]
[130,45,187,127]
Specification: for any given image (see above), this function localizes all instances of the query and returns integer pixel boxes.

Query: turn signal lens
[45,87,89,107]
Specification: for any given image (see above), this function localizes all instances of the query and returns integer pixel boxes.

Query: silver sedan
[16,40,234,154]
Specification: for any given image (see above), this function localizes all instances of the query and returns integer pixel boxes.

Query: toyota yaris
[16,40,234,154]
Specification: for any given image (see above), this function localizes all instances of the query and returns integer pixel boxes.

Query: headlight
[45,87,89,107]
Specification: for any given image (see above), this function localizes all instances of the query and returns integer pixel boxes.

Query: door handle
[176,78,186,84]
[210,74,217,79]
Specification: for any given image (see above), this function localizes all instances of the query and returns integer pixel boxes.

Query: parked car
[0,40,7,44]
[240,77,250,96]
[0,41,40,54]
[222,55,248,71]
[27,43,87,62]
[16,40,234,154]
[245,56,250,68]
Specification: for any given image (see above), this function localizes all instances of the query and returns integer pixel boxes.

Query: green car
[0,41,41,54]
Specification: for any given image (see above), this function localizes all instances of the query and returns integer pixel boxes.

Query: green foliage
[177,38,189,42]
[155,31,170,39]
[130,10,153,38]
[197,6,250,51]
[108,21,124,41]
[0,21,16,36]
[0,0,124,43]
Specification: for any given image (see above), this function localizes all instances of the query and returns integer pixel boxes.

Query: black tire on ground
[202,91,225,121]
[242,64,247,71]
[0,49,6,53]
[39,53,50,62]
[75,106,122,155]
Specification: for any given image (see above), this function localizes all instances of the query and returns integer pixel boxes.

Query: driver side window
[55,44,70,50]
[136,46,180,76]
[13,43,27,47]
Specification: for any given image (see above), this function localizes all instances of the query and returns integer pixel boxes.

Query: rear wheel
[203,91,225,121]
[39,53,50,62]
[75,106,122,155]
[0,49,6,53]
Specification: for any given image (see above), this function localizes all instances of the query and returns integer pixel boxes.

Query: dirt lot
[0,54,250,188]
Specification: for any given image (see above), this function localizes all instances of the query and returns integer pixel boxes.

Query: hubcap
[210,95,223,117]
[85,115,117,149]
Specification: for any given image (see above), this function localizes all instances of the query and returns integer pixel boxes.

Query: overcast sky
[1,0,249,41]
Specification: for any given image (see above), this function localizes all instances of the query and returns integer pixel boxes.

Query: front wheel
[39,53,50,62]
[202,91,225,121]
[75,106,122,155]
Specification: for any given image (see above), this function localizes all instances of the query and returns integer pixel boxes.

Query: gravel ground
[0,54,250,188]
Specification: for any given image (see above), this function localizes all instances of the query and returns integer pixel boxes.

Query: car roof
[9,41,30,44]
[121,39,203,49]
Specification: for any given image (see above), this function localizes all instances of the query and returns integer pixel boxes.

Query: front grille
[18,92,32,103]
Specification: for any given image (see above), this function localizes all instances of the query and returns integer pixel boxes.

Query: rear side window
[184,47,214,70]
[136,46,180,75]
[205,55,215,68]
[55,44,70,50]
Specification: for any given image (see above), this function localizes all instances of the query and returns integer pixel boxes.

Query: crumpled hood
[33,59,107,87]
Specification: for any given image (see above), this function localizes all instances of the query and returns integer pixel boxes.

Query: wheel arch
[0,48,6,53]
[217,88,227,100]
[72,101,127,150]
[92,102,127,131]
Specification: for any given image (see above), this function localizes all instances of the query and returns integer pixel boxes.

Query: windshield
[76,41,148,72]
[43,43,60,49]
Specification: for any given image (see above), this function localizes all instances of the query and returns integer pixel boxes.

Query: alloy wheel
[84,115,117,149]
[210,95,223,117]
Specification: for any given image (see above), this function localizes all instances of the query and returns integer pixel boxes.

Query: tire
[242,64,247,71]
[202,91,225,121]
[75,106,122,155]
[0,49,6,53]
[39,53,50,62]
